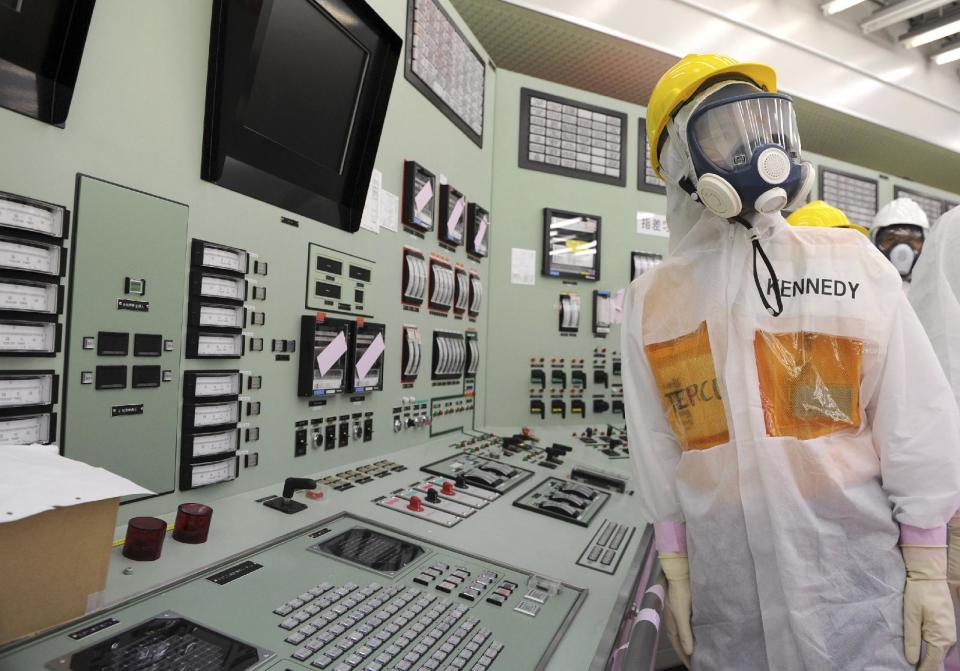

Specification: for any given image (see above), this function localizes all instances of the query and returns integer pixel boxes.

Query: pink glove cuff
[654,521,688,554]
[899,523,947,546]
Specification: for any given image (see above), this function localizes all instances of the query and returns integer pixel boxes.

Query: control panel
[2,515,585,671]
[421,453,534,494]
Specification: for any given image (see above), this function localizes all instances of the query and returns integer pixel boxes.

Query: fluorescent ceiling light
[862,0,957,33]
[931,42,960,63]
[821,0,868,16]
[900,13,960,47]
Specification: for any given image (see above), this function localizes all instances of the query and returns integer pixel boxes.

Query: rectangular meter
[298,315,351,397]
[191,239,248,274]
[185,427,239,458]
[186,331,243,359]
[0,193,66,238]
[0,279,60,314]
[183,401,240,430]
[0,237,62,276]
[0,320,58,354]
[0,373,55,408]
[183,370,240,398]
[189,302,245,328]
[182,455,238,490]
[0,414,52,445]
[191,271,246,302]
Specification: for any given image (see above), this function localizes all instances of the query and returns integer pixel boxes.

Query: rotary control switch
[353,422,363,440]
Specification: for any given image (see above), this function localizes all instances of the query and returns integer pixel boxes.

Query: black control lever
[264,477,317,514]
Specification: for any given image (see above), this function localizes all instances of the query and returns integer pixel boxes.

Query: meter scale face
[189,455,237,487]
[193,374,240,397]
[196,334,242,357]
[201,245,247,273]
[197,304,244,328]
[0,198,63,237]
[0,414,50,444]
[199,274,245,301]
[0,238,60,275]
[0,374,53,407]
[189,428,238,458]
[0,321,56,353]
[192,402,239,428]
[0,280,58,313]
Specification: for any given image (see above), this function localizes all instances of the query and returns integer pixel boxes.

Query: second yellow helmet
[787,200,869,236]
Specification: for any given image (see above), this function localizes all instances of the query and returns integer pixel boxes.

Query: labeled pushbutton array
[435,567,472,594]
[457,570,498,603]
[485,580,518,607]
[413,562,449,587]
[577,519,636,574]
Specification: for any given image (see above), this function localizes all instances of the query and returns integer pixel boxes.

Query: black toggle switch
[426,488,440,504]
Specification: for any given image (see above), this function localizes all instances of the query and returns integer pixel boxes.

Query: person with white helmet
[907,204,960,671]
[623,53,960,670]
[872,197,930,282]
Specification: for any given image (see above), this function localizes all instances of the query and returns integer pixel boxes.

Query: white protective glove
[947,516,960,608]
[902,544,957,671]
[660,552,694,667]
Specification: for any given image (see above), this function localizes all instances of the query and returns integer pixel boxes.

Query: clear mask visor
[689,94,801,172]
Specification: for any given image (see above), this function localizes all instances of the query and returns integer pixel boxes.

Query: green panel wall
[482,68,960,430]
[0,0,497,520]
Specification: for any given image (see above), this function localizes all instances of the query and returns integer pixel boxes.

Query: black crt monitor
[542,208,602,281]
[202,0,401,232]
[0,0,96,126]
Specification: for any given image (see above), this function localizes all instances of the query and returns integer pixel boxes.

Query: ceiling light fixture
[861,0,957,34]
[821,0,868,16]
[900,12,960,47]
[931,41,960,63]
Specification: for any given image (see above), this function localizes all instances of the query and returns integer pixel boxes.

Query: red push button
[407,496,425,512]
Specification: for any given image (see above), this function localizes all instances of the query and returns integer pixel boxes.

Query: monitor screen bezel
[202,0,401,232]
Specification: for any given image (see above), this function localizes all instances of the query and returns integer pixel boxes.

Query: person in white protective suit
[622,53,960,671]
[872,197,930,282]
[907,204,960,671]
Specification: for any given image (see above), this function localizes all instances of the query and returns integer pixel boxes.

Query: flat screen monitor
[542,208,601,281]
[202,0,401,232]
[0,0,96,126]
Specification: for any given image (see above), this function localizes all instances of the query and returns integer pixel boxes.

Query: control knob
[353,422,363,440]
[426,488,440,504]
[393,417,402,433]
[407,496,425,512]
[312,429,324,449]
[441,481,456,496]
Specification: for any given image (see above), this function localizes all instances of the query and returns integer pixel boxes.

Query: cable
[733,216,783,317]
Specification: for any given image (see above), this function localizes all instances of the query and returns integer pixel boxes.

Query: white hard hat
[873,197,930,234]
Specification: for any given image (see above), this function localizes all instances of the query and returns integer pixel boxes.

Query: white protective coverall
[622,134,960,669]
[908,204,960,671]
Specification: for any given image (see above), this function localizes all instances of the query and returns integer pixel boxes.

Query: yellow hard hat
[647,54,777,178]
[786,200,869,236]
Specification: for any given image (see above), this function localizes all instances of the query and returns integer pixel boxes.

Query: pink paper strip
[475,215,488,249]
[355,332,385,379]
[635,608,661,628]
[646,583,665,605]
[613,288,626,324]
[449,197,465,233]
[316,331,347,376]
[899,523,947,546]
[654,521,688,553]
[414,181,433,213]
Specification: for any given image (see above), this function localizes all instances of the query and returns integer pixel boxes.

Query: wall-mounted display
[201,0,401,232]
[630,251,662,281]
[593,290,612,337]
[559,293,581,334]
[520,89,627,187]
[402,161,436,232]
[466,203,489,257]
[894,186,958,224]
[438,185,466,247]
[542,208,601,281]
[818,168,878,230]
[0,0,96,126]
[637,118,666,194]
[297,315,351,397]
[405,0,485,146]
[351,321,385,393]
